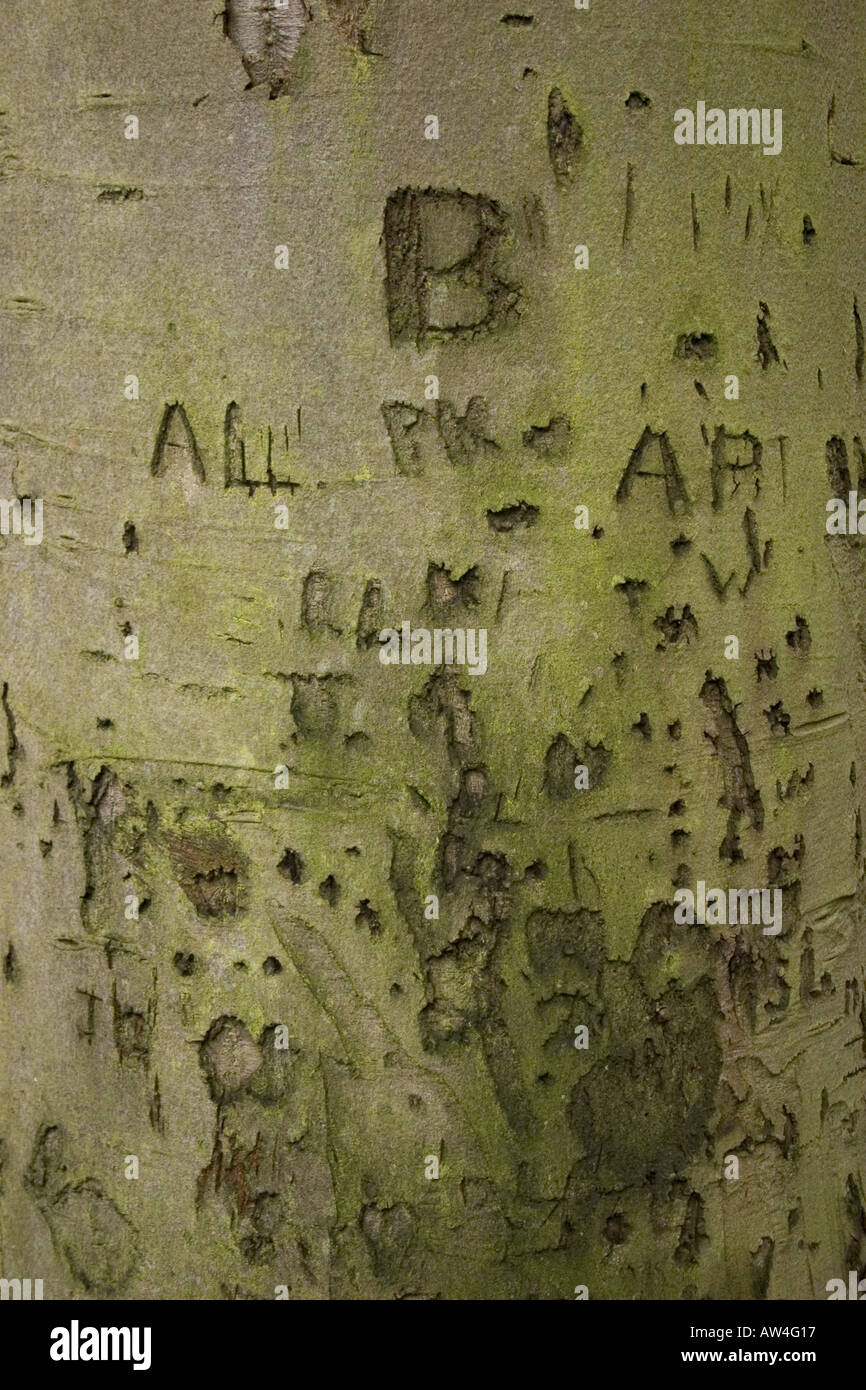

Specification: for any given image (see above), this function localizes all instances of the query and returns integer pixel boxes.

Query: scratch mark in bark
[547,89,582,184]
[622,164,635,248]
[0,682,19,786]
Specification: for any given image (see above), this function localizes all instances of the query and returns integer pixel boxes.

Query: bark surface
[1,0,865,1300]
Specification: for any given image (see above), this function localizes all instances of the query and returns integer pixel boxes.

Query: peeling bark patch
[786,615,811,654]
[764,700,791,736]
[356,580,384,648]
[172,950,196,977]
[199,1016,263,1103]
[614,576,649,610]
[196,1124,271,1236]
[301,571,340,636]
[756,302,782,370]
[486,500,538,531]
[361,1202,415,1278]
[522,414,572,457]
[604,1212,630,1244]
[355,899,383,937]
[112,980,155,1068]
[755,650,778,681]
[406,671,535,1133]
[438,397,500,465]
[543,732,576,799]
[700,672,764,862]
[675,332,717,362]
[568,966,722,1184]
[844,1173,866,1270]
[45,1181,138,1294]
[290,673,346,738]
[224,0,309,99]
[277,847,304,883]
[381,402,441,474]
[68,765,127,933]
[25,1124,67,1196]
[426,562,480,613]
[674,1191,708,1266]
[827,436,854,496]
[547,89,582,184]
[24,1126,137,1294]
[326,0,371,49]
[319,873,340,907]
[165,831,248,919]
[654,605,698,650]
[525,907,604,981]
[0,682,18,786]
[750,1236,774,1298]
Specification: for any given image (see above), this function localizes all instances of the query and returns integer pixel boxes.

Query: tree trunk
[1,0,865,1300]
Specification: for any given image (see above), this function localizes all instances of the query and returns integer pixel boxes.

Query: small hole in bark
[277,848,304,883]
[319,875,340,907]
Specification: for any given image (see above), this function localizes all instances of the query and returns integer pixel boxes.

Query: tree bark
[1,0,865,1300]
